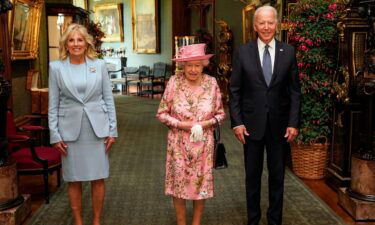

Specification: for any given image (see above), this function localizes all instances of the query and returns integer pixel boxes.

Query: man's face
[253,9,277,44]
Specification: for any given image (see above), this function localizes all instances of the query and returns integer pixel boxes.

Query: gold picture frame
[132,0,160,54]
[242,4,257,44]
[73,0,88,10]
[8,0,43,60]
[94,4,124,42]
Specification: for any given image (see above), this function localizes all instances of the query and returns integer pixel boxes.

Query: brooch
[90,67,96,73]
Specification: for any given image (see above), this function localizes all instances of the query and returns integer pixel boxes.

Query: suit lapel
[250,41,268,87]
[61,58,84,103]
[83,58,99,102]
[269,40,282,87]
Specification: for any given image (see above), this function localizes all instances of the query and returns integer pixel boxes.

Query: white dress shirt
[258,38,276,74]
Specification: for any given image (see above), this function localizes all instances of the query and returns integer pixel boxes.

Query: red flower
[328,3,337,11]
[305,39,313,46]
[299,45,309,51]
[324,13,334,19]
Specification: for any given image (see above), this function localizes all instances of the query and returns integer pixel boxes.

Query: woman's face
[66,31,87,58]
[183,60,204,82]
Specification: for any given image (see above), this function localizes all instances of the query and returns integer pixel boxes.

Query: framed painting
[132,0,160,53]
[242,4,257,43]
[93,4,124,42]
[73,0,88,10]
[8,0,44,60]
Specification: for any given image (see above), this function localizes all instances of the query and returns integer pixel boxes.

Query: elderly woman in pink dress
[156,43,226,225]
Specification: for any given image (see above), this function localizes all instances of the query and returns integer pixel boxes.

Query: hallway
[21,96,349,225]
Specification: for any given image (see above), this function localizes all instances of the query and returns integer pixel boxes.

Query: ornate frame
[93,4,124,42]
[242,4,257,43]
[73,0,88,10]
[8,0,43,60]
[131,0,160,53]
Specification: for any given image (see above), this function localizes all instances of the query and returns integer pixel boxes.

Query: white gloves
[190,124,205,142]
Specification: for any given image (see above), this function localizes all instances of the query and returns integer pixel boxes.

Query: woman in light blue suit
[48,23,117,225]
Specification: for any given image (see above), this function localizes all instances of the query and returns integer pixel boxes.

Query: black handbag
[213,118,228,169]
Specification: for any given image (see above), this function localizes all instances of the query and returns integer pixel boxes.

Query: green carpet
[28,96,346,225]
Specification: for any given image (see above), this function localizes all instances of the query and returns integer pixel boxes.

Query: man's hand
[52,141,68,156]
[234,125,249,144]
[284,127,298,142]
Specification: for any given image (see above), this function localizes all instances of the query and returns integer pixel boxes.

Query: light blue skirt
[62,112,109,182]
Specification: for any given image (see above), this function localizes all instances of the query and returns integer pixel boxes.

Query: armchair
[6,110,61,203]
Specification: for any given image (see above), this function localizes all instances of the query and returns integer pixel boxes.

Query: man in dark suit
[229,6,301,225]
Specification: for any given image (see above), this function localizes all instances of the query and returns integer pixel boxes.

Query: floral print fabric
[156,74,225,200]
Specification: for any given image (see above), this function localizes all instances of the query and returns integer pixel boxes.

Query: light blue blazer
[48,57,118,144]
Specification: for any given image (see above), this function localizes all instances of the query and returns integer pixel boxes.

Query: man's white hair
[253,6,278,23]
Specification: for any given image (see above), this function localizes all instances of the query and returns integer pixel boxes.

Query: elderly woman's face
[66,31,87,58]
[184,60,204,82]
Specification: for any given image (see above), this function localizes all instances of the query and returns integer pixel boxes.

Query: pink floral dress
[156,74,225,200]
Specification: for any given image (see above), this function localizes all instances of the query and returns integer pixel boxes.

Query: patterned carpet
[28,96,346,225]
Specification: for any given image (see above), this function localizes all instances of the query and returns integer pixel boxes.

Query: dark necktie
[262,45,272,86]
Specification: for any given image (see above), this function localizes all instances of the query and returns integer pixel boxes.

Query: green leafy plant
[287,0,344,143]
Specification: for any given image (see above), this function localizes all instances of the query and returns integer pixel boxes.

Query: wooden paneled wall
[0,13,11,81]
[172,0,191,56]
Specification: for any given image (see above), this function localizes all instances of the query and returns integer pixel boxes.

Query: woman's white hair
[177,59,210,69]
[253,6,278,23]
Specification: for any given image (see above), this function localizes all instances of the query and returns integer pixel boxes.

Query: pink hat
[172,43,214,62]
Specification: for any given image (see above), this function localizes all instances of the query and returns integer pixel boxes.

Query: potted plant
[287,0,344,179]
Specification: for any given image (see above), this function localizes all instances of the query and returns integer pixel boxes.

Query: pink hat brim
[172,54,214,62]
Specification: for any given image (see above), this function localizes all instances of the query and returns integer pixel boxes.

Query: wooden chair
[6,110,61,203]
[122,67,139,95]
[139,62,167,98]
[137,66,151,96]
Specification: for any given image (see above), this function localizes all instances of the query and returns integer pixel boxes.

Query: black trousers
[244,121,287,225]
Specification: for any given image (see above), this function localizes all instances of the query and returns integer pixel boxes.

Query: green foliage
[287,0,344,143]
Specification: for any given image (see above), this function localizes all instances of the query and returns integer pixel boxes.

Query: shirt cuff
[233,125,245,130]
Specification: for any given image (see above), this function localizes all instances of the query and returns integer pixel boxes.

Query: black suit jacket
[229,40,301,140]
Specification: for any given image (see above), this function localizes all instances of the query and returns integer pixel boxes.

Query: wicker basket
[291,138,329,179]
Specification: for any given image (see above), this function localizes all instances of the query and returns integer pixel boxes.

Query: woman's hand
[178,121,194,131]
[104,136,116,152]
[199,120,215,129]
[179,119,215,131]
[53,141,68,156]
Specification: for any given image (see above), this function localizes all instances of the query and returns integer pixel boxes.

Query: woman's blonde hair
[59,23,97,60]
